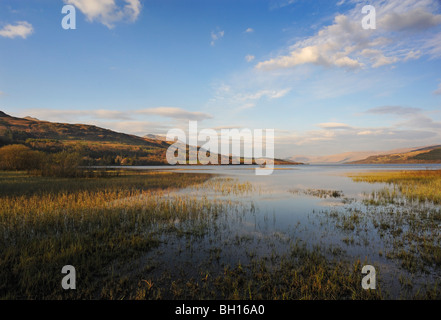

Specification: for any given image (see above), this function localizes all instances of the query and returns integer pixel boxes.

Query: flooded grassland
[1,165,440,299]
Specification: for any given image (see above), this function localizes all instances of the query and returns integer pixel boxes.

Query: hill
[0,111,300,166]
[0,111,177,165]
[348,145,441,164]
[288,147,417,164]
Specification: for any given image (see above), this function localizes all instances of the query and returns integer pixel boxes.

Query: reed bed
[303,170,441,297]
[349,170,441,204]
[189,177,254,196]
[0,170,220,299]
[290,188,344,198]
[4,170,425,300]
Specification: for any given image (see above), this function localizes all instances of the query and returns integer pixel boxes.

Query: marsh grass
[348,171,441,273]
[0,170,218,299]
[99,241,384,300]
[349,170,441,204]
[290,188,344,199]
[0,169,390,300]
[299,170,441,297]
[10,168,441,300]
[189,177,254,196]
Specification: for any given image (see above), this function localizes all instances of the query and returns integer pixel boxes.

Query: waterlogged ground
[1,165,441,299]
[118,164,441,299]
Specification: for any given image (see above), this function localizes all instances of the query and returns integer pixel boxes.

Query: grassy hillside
[410,148,441,161]
[0,111,300,166]
[348,145,441,164]
[0,111,172,165]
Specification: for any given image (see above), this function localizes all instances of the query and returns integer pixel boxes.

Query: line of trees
[0,144,84,177]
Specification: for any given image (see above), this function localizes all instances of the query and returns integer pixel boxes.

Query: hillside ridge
[348,145,441,164]
[0,111,300,166]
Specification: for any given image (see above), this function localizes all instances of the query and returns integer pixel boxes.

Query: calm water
[126,163,441,230]
[119,164,441,298]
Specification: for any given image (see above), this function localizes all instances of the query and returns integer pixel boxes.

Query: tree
[41,151,83,177]
[0,144,43,171]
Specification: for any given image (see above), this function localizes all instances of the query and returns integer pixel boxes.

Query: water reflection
[126,164,441,298]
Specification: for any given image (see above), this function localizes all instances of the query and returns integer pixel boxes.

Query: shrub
[0,144,43,171]
[41,151,83,178]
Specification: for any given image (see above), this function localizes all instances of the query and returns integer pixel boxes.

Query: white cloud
[434,83,441,95]
[256,0,441,71]
[0,21,33,39]
[318,122,353,130]
[234,88,291,101]
[256,15,367,70]
[245,28,254,33]
[379,7,441,32]
[64,0,142,28]
[245,54,255,62]
[210,30,224,46]
[357,130,375,136]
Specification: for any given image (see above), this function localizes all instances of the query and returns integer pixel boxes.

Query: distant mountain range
[289,145,441,164]
[0,111,298,166]
[348,145,441,164]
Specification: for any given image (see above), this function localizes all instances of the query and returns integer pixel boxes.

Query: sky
[1,0,441,158]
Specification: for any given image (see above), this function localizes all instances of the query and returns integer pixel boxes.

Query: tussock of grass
[290,188,343,198]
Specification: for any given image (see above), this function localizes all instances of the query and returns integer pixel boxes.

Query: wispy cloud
[244,28,254,33]
[366,106,422,115]
[0,21,33,39]
[17,106,211,123]
[269,0,297,10]
[434,83,441,95]
[209,62,297,113]
[399,115,441,130]
[231,88,291,102]
[64,0,142,28]
[15,106,211,136]
[318,122,353,130]
[136,107,213,121]
[210,29,224,46]
[276,123,440,157]
[93,120,170,136]
[17,108,133,122]
[365,105,441,131]
[245,54,255,62]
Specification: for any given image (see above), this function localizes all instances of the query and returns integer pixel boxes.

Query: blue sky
[1,0,441,158]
